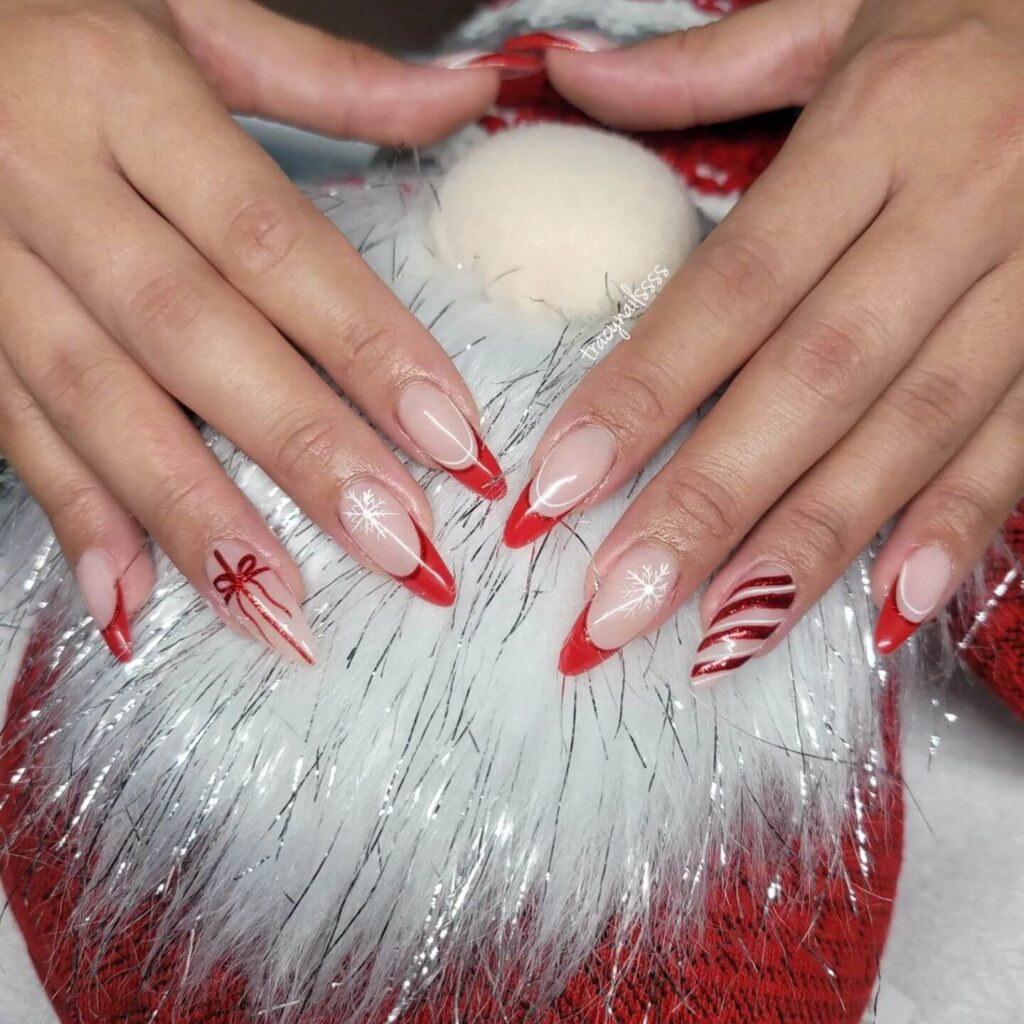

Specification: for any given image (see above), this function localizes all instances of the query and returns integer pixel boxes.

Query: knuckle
[698,234,781,325]
[781,496,850,566]
[330,314,394,384]
[33,348,125,431]
[659,462,740,544]
[223,194,301,279]
[886,367,967,437]
[149,473,210,537]
[928,475,996,536]
[270,410,338,481]
[126,269,205,336]
[601,354,677,426]
[45,478,108,530]
[778,315,876,409]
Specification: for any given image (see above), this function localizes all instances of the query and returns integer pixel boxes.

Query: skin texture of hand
[0,0,501,663]
[514,0,1024,678]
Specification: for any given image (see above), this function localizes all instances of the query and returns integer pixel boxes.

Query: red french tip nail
[464,52,545,77]
[502,480,562,548]
[100,584,133,664]
[503,31,603,53]
[873,585,918,656]
[559,603,617,676]
[398,523,457,607]
[446,431,508,501]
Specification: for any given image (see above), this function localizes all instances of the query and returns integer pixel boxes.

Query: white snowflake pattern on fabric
[344,489,396,539]
[621,562,673,617]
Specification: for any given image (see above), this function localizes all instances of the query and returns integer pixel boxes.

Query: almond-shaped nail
[559,545,678,675]
[432,51,544,78]
[503,30,617,53]
[874,544,953,655]
[504,425,616,548]
[690,564,796,685]
[76,548,133,663]
[397,383,506,500]
[339,479,456,606]
[206,542,316,666]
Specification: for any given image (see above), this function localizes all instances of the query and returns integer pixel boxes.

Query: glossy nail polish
[559,545,678,675]
[874,545,953,655]
[690,565,796,685]
[206,542,316,666]
[76,548,133,663]
[504,425,616,548]
[339,479,456,606]
[432,51,544,78]
[503,30,617,54]
[397,383,506,500]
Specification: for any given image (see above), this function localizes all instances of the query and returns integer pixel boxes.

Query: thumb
[166,0,500,146]
[545,0,857,131]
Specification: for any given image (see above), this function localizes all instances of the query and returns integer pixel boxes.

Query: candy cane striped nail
[690,565,796,685]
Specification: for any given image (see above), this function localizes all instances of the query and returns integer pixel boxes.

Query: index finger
[504,103,892,545]
[105,55,506,500]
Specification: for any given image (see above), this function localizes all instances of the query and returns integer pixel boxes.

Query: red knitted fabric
[956,506,1024,719]
[1,622,903,1024]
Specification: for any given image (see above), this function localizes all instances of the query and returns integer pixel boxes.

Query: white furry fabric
[0,169,892,1021]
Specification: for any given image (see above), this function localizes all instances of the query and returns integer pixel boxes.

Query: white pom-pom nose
[431,124,701,319]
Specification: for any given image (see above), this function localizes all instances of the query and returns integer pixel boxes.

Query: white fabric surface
[3,661,1022,1023]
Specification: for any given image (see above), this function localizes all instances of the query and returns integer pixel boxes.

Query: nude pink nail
[206,542,316,666]
[76,548,133,663]
[504,425,616,548]
[559,544,679,675]
[690,564,796,685]
[339,479,456,606]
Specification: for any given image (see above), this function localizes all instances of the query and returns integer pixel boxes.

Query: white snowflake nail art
[621,562,673,617]
[344,488,397,539]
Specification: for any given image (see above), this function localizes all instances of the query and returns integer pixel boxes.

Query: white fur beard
[0,175,908,1022]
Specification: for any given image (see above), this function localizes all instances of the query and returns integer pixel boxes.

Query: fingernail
[397,383,506,500]
[874,544,953,655]
[432,51,544,78]
[339,479,456,607]
[503,30,617,53]
[504,425,616,548]
[690,564,796,685]
[206,542,316,666]
[559,545,678,675]
[76,548,133,663]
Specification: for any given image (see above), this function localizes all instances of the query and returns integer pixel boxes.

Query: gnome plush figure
[1,2,1022,1024]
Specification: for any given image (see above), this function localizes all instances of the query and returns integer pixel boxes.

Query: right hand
[0,0,501,665]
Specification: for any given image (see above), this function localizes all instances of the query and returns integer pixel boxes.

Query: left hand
[505,0,1024,679]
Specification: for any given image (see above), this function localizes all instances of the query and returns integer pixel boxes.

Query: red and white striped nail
[690,564,796,685]
[397,383,506,500]
[559,545,679,675]
[503,30,617,54]
[76,548,133,663]
[206,542,316,666]
[432,50,544,78]
[874,545,953,655]
[504,425,616,548]
[339,479,456,607]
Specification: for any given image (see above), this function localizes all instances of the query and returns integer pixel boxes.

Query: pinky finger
[872,376,1024,655]
[0,354,153,662]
